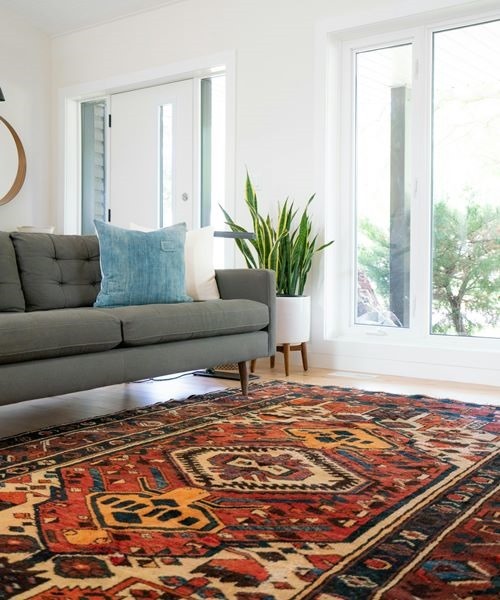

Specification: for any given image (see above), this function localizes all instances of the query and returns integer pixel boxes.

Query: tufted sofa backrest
[9,233,101,311]
[0,232,25,312]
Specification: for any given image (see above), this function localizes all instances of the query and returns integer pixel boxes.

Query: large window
[351,17,499,341]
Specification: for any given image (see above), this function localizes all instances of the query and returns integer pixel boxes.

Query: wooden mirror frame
[0,116,27,206]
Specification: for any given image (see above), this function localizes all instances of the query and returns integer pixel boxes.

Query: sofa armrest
[215,269,276,356]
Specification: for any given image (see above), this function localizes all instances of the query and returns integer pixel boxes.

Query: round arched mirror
[0,116,27,206]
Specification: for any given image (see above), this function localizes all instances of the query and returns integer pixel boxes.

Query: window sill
[313,333,500,386]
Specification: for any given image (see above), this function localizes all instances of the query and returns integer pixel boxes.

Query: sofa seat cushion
[0,308,122,364]
[111,299,269,346]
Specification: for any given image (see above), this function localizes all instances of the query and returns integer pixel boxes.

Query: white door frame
[56,51,236,260]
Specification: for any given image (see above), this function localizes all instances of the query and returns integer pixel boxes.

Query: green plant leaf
[220,173,334,296]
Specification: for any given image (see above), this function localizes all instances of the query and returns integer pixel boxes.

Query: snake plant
[221,173,333,296]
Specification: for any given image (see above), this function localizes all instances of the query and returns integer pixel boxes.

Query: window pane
[160,104,173,227]
[355,44,412,327]
[201,75,226,266]
[431,20,500,338]
[81,100,106,234]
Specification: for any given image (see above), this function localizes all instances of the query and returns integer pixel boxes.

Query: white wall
[0,7,51,231]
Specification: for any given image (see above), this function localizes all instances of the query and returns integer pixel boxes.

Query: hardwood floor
[0,360,498,439]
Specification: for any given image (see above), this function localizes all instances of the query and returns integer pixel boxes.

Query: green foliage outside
[358,201,500,336]
[432,201,499,335]
[358,221,390,301]
[221,173,333,296]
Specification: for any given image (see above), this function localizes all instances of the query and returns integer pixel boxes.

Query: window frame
[314,2,500,386]
[348,31,420,335]
[336,14,499,352]
[339,27,430,343]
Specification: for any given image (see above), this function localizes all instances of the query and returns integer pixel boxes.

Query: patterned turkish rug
[0,381,498,599]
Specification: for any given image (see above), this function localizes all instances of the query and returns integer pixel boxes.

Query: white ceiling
[1,0,186,36]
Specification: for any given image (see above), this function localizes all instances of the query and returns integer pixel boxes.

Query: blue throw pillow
[93,220,191,307]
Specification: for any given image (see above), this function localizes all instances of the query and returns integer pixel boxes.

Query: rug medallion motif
[0,380,498,598]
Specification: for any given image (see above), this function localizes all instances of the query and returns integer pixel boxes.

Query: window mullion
[409,26,433,339]
[337,39,357,336]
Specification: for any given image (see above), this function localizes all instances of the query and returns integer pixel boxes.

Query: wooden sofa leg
[238,361,249,396]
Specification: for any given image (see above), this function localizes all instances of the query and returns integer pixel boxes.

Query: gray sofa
[0,231,275,405]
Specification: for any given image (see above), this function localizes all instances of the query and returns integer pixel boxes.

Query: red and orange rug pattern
[0,381,498,598]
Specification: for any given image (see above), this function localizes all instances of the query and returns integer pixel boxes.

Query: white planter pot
[275,296,311,345]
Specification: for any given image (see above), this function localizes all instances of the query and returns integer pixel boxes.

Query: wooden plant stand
[250,342,308,377]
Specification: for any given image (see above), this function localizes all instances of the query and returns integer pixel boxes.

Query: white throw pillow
[184,226,220,300]
[129,223,220,301]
